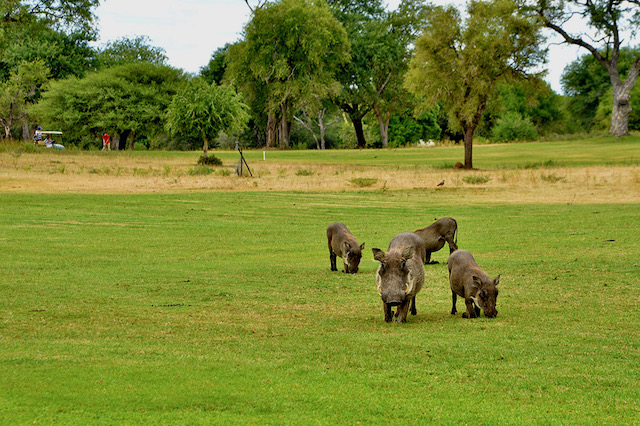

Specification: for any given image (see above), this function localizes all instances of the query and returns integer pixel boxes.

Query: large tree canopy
[96,36,168,69]
[534,0,640,136]
[406,0,545,168]
[228,0,350,148]
[30,62,185,149]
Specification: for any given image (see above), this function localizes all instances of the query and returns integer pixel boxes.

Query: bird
[436,179,445,187]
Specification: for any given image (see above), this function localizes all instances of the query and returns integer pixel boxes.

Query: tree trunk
[118,130,130,151]
[608,63,638,137]
[373,104,391,148]
[463,126,474,169]
[128,131,136,150]
[3,125,11,139]
[22,122,30,141]
[352,116,366,149]
[266,113,277,148]
[279,103,290,148]
[203,136,209,157]
[610,90,631,137]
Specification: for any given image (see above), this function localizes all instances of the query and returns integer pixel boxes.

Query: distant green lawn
[1,191,638,423]
[162,134,640,169]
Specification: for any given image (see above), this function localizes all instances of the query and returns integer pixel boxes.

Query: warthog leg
[446,236,458,253]
[329,250,337,271]
[384,302,393,322]
[451,291,457,315]
[396,300,411,323]
[463,298,478,318]
[410,296,417,316]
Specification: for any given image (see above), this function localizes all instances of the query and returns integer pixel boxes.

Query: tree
[1,0,99,34]
[561,47,640,131]
[405,0,545,169]
[534,0,640,136]
[200,44,230,86]
[96,36,168,68]
[0,59,49,139]
[228,0,349,148]
[30,63,184,149]
[1,1,98,81]
[166,79,249,157]
[293,98,341,149]
[327,0,386,148]
[371,0,432,148]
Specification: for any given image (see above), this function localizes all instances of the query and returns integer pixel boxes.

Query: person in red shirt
[102,132,111,151]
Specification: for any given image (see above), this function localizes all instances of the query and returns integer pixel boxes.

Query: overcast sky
[93,0,587,94]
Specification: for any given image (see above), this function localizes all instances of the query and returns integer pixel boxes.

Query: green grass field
[192,135,640,169]
[23,134,636,170]
[1,186,639,422]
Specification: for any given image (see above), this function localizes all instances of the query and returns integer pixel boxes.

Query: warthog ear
[472,276,482,288]
[401,246,413,260]
[372,248,385,262]
[494,275,501,286]
[360,242,365,251]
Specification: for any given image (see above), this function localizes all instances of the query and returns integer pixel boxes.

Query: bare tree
[242,0,270,12]
[294,108,340,149]
[534,0,640,137]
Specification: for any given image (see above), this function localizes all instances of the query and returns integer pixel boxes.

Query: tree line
[1,0,638,168]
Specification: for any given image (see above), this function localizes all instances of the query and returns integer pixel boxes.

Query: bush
[491,112,538,142]
[349,177,378,187]
[295,168,314,176]
[189,166,215,176]
[463,174,490,184]
[197,154,223,166]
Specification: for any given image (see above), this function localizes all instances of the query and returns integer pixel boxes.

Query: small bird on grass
[436,179,445,187]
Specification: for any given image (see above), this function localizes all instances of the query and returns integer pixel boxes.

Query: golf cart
[35,130,65,149]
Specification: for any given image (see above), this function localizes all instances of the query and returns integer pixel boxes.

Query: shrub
[189,166,215,176]
[541,173,566,183]
[463,174,490,184]
[350,177,378,187]
[295,168,314,176]
[492,112,538,142]
[197,154,223,166]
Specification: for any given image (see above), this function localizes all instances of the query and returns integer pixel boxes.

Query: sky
[92,0,588,94]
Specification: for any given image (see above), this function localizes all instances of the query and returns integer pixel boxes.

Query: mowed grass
[206,134,640,168]
[1,191,639,423]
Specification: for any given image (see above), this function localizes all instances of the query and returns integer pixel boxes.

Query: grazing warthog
[327,222,365,274]
[372,233,426,322]
[414,217,458,264]
[448,250,500,319]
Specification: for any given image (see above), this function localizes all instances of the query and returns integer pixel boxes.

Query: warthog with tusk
[448,250,501,318]
[414,217,458,264]
[372,232,426,322]
[327,222,365,274]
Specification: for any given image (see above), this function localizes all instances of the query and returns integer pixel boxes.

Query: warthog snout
[484,309,498,318]
[381,289,405,307]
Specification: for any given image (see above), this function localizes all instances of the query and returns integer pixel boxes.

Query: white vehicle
[36,131,65,149]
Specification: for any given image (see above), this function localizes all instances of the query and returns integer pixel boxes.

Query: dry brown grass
[1,150,639,204]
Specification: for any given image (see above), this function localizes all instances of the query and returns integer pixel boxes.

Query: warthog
[414,217,458,264]
[448,250,501,318]
[372,232,426,322]
[327,222,365,274]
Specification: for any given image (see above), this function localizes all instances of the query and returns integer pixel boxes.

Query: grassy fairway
[1,190,639,423]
